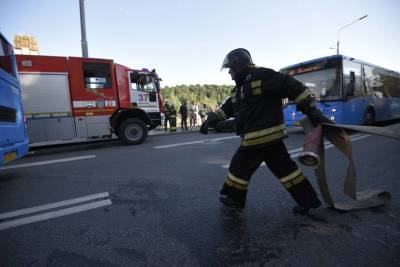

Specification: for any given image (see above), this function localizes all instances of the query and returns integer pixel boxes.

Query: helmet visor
[220,55,231,71]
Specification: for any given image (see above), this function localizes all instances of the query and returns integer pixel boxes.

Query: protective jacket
[215,66,315,147]
[164,104,171,117]
[169,106,177,117]
[179,104,188,117]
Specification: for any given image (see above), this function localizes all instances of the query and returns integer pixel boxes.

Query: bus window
[366,67,388,97]
[362,65,374,95]
[343,60,362,97]
[0,37,15,76]
[381,71,400,97]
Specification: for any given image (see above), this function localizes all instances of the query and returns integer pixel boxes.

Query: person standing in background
[189,102,196,128]
[179,102,188,131]
[199,104,206,124]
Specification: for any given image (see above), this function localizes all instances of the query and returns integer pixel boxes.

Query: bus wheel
[119,118,148,145]
[363,108,375,125]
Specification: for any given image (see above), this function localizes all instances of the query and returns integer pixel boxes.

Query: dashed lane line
[153,136,239,149]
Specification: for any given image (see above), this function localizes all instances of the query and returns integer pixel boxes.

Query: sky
[1,0,399,86]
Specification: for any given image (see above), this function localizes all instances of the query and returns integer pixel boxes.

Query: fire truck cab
[16,55,163,146]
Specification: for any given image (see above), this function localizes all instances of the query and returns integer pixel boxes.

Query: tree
[161,84,232,110]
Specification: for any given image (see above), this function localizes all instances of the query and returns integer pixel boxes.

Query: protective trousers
[164,115,170,131]
[170,115,177,132]
[181,116,188,131]
[220,141,318,207]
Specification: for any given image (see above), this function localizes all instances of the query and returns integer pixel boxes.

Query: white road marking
[347,134,371,142]
[0,199,112,231]
[0,192,109,220]
[221,134,370,168]
[154,132,368,150]
[0,155,96,170]
[154,136,239,149]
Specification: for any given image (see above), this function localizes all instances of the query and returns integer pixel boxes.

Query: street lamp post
[79,0,89,58]
[337,15,368,55]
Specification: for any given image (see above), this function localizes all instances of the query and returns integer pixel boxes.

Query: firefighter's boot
[219,183,247,209]
[292,197,321,215]
[285,177,321,215]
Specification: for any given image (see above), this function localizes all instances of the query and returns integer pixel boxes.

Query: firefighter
[169,103,177,133]
[200,48,330,214]
[164,101,170,131]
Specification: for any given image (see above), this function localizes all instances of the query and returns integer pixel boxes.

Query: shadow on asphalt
[27,140,124,157]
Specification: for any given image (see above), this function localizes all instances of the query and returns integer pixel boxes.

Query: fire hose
[298,118,400,211]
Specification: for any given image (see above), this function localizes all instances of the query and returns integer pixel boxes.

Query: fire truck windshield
[130,73,156,93]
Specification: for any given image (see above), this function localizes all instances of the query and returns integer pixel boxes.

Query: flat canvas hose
[298,118,398,211]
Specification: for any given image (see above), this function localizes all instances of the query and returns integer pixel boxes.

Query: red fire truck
[16,55,163,146]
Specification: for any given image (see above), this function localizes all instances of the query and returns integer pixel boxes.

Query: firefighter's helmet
[221,48,253,73]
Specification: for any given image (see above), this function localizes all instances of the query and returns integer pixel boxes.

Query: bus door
[343,60,367,123]
[68,58,118,137]
[362,65,387,121]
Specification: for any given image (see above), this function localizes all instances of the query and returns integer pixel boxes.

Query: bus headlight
[330,116,335,121]
[331,108,337,112]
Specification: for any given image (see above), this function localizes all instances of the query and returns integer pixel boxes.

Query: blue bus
[281,55,400,125]
[0,33,29,167]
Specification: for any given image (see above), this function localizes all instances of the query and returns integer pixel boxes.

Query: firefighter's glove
[200,112,220,134]
[305,108,334,127]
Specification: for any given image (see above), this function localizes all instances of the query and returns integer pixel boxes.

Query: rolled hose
[298,118,397,211]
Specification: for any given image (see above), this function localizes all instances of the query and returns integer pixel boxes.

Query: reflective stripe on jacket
[218,66,314,147]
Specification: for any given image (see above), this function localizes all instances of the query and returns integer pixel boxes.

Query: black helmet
[221,48,253,72]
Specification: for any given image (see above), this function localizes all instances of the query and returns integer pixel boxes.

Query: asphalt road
[0,125,399,266]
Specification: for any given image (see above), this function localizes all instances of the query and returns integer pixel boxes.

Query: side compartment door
[68,58,118,137]
[19,73,75,143]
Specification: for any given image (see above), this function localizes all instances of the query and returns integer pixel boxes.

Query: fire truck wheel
[119,118,148,145]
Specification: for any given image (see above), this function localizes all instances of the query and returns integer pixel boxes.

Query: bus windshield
[292,68,342,101]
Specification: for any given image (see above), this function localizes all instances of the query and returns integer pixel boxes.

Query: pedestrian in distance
[179,102,189,131]
[199,104,206,124]
[200,48,332,214]
[189,102,197,128]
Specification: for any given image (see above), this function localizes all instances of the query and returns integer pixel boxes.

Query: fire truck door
[69,59,118,138]
[129,72,159,113]
[19,73,76,143]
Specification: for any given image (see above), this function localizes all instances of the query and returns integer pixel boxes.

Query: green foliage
[161,84,232,110]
